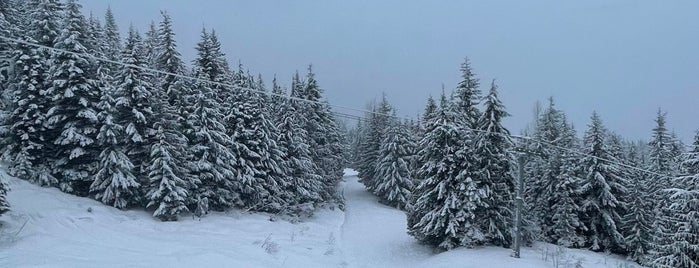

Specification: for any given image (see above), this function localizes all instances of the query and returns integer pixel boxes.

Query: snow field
[0,169,641,268]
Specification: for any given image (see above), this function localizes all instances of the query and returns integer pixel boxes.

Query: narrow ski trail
[339,171,431,268]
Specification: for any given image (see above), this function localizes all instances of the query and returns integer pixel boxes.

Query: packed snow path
[339,170,431,268]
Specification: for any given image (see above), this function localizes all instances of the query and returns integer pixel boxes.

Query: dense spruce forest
[347,59,698,267]
[0,0,346,221]
[0,1,697,267]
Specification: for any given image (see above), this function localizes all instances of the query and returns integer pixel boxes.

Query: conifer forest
[0,1,696,267]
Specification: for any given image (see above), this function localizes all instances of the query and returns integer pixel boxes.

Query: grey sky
[81,0,699,142]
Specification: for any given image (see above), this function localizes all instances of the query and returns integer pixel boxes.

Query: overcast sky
[81,0,699,142]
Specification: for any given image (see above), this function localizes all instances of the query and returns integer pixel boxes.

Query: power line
[0,35,414,123]
[0,35,675,178]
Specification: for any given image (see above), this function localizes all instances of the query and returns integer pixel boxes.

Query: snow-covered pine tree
[84,12,103,56]
[525,98,586,246]
[316,102,346,197]
[46,0,100,196]
[90,68,139,209]
[216,63,286,212]
[650,132,699,268]
[143,21,158,68]
[0,2,13,205]
[151,10,195,207]
[207,30,234,107]
[622,161,653,263]
[408,95,438,184]
[374,121,416,210]
[357,94,393,192]
[228,89,288,212]
[1,0,62,184]
[102,6,121,74]
[648,109,677,178]
[297,66,345,198]
[154,10,187,108]
[473,80,516,247]
[146,124,190,221]
[422,95,437,123]
[407,100,486,250]
[347,119,365,170]
[579,112,628,253]
[275,96,324,207]
[187,85,237,211]
[113,26,156,198]
[550,148,587,248]
[268,75,286,125]
[647,109,681,261]
[187,30,237,211]
[0,0,16,89]
[28,0,62,48]
[453,57,481,129]
[620,141,653,264]
[3,32,49,183]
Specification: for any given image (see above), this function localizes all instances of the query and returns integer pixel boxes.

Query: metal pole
[513,153,525,258]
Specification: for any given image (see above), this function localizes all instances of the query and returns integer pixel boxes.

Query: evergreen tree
[407,103,486,250]
[650,132,699,268]
[228,90,288,211]
[154,11,187,108]
[28,0,62,48]
[275,97,324,206]
[90,69,139,209]
[358,95,392,192]
[525,98,586,246]
[0,0,17,88]
[374,121,416,210]
[422,95,437,123]
[298,66,345,198]
[0,2,13,200]
[579,112,628,252]
[143,21,158,68]
[473,81,516,247]
[622,172,653,264]
[648,109,677,176]
[268,75,286,125]
[348,118,365,169]
[151,10,193,207]
[113,26,156,194]
[453,57,481,129]
[3,31,54,184]
[2,0,62,183]
[214,56,287,212]
[186,84,237,211]
[146,125,190,221]
[46,0,100,196]
[622,144,653,264]
[647,109,680,261]
[187,31,237,211]
[102,6,121,72]
[84,12,103,56]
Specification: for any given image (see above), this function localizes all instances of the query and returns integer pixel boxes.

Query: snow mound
[0,169,641,268]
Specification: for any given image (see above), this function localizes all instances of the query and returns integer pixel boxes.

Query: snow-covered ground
[0,168,641,268]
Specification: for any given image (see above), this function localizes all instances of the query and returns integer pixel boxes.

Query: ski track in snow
[0,168,641,268]
[339,171,431,268]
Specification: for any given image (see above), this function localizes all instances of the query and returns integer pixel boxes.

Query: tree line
[349,58,698,267]
[0,0,346,221]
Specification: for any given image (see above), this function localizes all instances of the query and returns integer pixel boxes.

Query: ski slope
[0,168,641,268]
